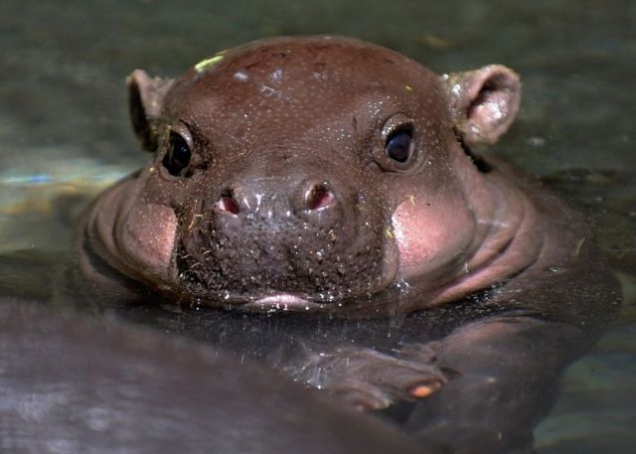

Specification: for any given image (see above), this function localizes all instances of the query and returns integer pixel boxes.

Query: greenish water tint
[1,0,634,451]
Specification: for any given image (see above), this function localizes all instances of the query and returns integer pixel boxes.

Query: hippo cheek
[391,197,477,287]
[118,202,177,283]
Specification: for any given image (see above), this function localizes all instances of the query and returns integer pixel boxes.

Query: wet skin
[1,301,445,454]
[72,36,621,452]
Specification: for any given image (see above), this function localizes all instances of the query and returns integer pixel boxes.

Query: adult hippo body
[71,36,621,453]
[1,301,440,454]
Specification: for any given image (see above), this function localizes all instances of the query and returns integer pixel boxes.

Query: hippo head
[100,36,533,314]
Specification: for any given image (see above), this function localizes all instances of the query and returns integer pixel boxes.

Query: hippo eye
[163,131,192,177]
[385,128,413,163]
[373,114,419,173]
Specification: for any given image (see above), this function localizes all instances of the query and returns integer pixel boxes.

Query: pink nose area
[216,192,241,215]
[303,181,335,211]
[214,178,337,217]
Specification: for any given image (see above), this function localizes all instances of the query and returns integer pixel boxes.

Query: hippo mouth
[175,261,391,312]
[173,219,399,312]
[243,294,332,311]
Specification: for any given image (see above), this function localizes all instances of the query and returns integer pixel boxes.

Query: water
[1,0,634,451]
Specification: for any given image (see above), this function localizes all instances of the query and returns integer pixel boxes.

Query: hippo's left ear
[443,65,521,145]
[127,70,175,152]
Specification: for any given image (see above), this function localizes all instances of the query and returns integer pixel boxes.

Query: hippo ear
[443,65,521,145]
[127,70,175,152]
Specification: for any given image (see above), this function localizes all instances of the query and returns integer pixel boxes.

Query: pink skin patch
[82,179,176,292]
[390,169,545,309]
[391,195,476,286]
[120,202,176,275]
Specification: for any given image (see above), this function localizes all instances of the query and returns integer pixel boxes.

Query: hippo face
[83,36,538,314]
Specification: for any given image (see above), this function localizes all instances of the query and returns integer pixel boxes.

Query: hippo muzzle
[175,161,398,309]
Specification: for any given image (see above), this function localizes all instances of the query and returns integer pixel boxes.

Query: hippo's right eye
[162,131,192,177]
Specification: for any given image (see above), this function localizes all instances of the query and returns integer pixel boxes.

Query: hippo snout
[176,172,397,306]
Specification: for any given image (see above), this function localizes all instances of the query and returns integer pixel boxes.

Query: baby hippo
[72,36,620,453]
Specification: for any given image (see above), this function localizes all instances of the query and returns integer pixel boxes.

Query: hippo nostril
[216,191,240,215]
[305,182,334,211]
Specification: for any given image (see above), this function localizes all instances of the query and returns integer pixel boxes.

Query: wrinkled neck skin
[388,152,546,315]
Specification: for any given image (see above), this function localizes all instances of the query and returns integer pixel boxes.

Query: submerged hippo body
[72,36,620,452]
[1,301,441,454]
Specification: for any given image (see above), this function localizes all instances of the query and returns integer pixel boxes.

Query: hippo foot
[288,346,448,411]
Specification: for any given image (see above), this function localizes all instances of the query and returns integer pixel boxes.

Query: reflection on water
[1,0,634,452]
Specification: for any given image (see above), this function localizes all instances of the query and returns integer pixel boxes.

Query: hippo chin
[71,35,621,453]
